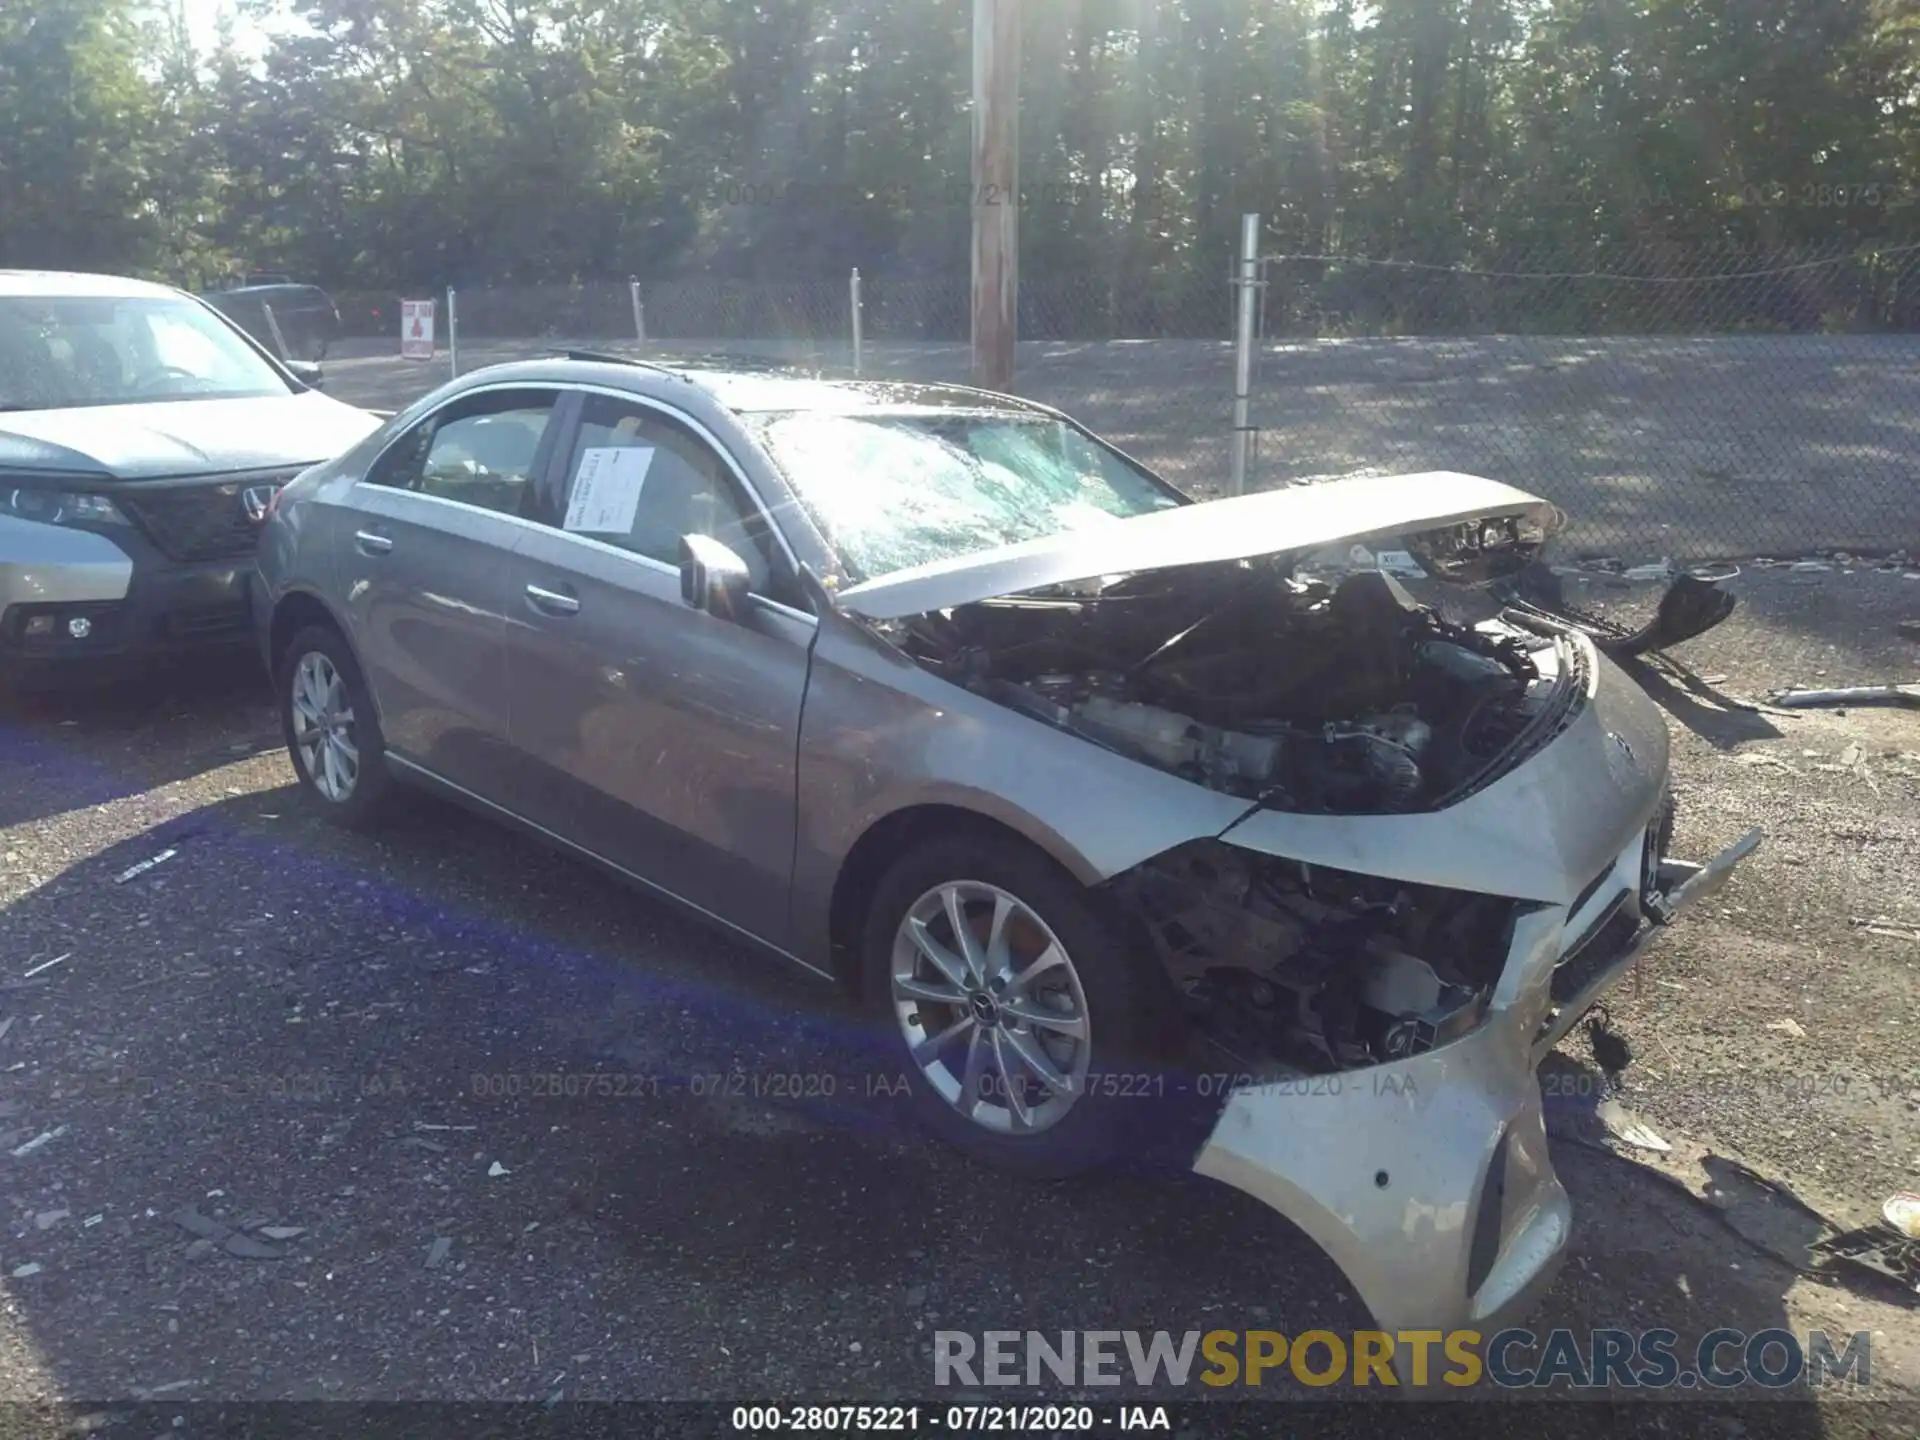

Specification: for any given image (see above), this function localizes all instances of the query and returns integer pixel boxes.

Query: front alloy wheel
[892,880,1095,1135]
[289,650,359,802]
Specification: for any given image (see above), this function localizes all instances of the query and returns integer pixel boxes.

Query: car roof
[0,270,185,300]
[446,355,1055,420]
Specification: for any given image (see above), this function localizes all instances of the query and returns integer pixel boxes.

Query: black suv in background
[201,281,341,362]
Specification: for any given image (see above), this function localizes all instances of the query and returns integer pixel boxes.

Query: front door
[502,391,813,948]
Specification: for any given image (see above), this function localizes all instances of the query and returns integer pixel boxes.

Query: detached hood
[0,392,382,480]
[835,471,1557,620]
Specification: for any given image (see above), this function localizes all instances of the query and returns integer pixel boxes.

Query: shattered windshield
[749,410,1183,583]
[0,295,293,411]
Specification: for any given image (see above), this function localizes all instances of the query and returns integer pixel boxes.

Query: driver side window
[365,388,559,518]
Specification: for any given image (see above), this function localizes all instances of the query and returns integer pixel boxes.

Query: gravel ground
[322,332,1920,563]
[2,563,1919,1424]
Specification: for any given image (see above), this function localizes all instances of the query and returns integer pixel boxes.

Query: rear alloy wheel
[862,835,1172,1178]
[279,623,391,828]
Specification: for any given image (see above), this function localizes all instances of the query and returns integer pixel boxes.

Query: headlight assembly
[0,485,129,527]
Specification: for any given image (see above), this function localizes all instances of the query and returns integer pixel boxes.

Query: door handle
[525,582,580,616]
[354,530,393,556]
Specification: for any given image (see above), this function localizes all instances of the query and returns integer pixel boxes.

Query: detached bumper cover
[1191,825,1762,1339]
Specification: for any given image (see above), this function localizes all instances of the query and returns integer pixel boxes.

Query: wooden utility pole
[971,0,1019,391]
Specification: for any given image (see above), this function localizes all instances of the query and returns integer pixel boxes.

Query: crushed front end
[1094,629,1762,1346]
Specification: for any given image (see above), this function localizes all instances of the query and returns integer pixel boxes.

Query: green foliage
[0,0,1913,291]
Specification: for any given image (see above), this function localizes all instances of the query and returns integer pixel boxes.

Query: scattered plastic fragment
[258,1226,307,1241]
[20,953,70,979]
[115,849,177,884]
[1766,1018,1807,1038]
[487,1160,509,1177]
[1597,1099,1672,1153]
[425,1236,453,1269]
[1771,683,1920,710]
[1886,1192,1920,1240]
[11,1125,68,1157]
[34,1209,69,1230]
[10,1263,42,1278]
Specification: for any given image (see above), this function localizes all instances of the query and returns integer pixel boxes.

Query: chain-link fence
[311,243,1920,564]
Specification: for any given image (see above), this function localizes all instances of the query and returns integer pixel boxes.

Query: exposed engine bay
[891,559,1584,816]
[1114,840,1519,1073]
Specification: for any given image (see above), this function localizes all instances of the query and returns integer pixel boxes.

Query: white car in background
[0,269,379,687]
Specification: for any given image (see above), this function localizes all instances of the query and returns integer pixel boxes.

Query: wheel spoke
[1001,997,1088,1039]
[958,1025,992,1114]
[942,886,987,984]
[982,892,1014,983]
[911,1012,974,1066]
[991,1032,1034,1130]
[999,1025,1074,1095]
[896,974,967,1007]
[292,692,323,727]
[331,730,359,766]
[1004,941,1069,996]
[905,916,969,990]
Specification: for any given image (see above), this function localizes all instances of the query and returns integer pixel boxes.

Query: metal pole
[259,301,291,362]
[1229,213,1260,497]
[629,277,646,347]
[850,267,864,376]
[970,0,1019,391]
[447,287,459,380]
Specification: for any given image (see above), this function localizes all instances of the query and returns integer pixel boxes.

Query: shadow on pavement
[0,653,277,829]
[0,780,1863,1415]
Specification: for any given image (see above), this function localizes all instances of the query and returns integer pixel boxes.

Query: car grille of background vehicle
[119,474,298,562]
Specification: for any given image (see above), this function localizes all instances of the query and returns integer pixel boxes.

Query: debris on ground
[10,1125,68,1157]
[1771,683,1920,709]
[1766,1017,1808,1038]
[425,1236,453,1269]
[11,1262,42,1278]
[1597,1099,1672,1153]
[0,1017,13,1043]
[487,1160,510,1177]
[397,1136,448,1154]
[1851,917,1920,943]
[1887,1192,1920,1240]
[167,1205,290,1260]
[33,1209,69,1230]
[257,1225,307,1241]
[413,1122,477,1133]
[114,849,178,884]
[20,952,70,979]
[1810,1227,1920,1303]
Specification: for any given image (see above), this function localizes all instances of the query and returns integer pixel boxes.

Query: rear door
[340,385,570,795]
[501,389,814,948]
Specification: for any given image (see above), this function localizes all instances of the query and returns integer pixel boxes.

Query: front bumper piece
[1190,825,1763,1356]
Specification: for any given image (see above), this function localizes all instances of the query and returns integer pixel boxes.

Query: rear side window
[364,388,560,518]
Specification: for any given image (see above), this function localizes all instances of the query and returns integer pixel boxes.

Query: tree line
[3,0,1918,299]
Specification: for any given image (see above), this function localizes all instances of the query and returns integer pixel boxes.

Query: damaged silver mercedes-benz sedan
[253,357,1761,1342]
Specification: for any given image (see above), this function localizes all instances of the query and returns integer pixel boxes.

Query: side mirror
[286,359,325,390]
[679,534,752,620]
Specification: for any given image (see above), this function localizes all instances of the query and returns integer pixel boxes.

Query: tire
[277,623,392,829]
[860,832,1175,1179]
